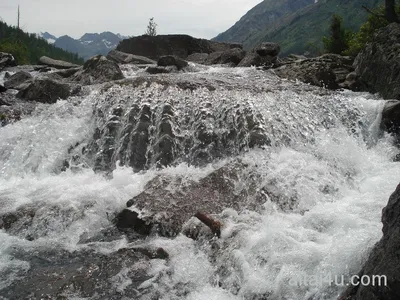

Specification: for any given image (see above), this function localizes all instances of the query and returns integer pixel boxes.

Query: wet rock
[187,52,209,64]
[116,34,242,60]
[0,52,16,70]
[0,247,152,299]
[107,49,157,65]
[157,55,188,70]
[71,55,124,85]
[4,71,33,89]
[53,67,82,78]
[354,23,400,100]
[238,42,280,67]
[274,54,354,90]
[340,183,400,300]
[39,56,80,69]
[146,65,178,74]
[16,78,81,103]
[380,100,400,144]
[115,209,153,235]
[0,84,6,93]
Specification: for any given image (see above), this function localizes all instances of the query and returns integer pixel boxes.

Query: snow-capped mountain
[39,31,128,61]
[38,32,57,44]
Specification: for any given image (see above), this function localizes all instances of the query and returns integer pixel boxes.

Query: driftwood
[195,212,222,238]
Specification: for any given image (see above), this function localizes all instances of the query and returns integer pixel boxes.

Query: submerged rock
[354,23,400,100]
[107,49,157,65]
[4,71,33,90]
[39,56,79,69]
[71,55,124,85]
[16,78,81,103]
[340,183,400,300]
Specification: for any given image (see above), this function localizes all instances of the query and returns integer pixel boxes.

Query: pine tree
[145,18,157,36]
[323,14,350,54]
[385,0,399,23]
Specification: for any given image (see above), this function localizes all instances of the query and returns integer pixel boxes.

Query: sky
[0,0,262,39]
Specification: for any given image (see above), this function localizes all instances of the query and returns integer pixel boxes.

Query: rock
[4,71,33,89]
[0,52,16,70]
[340,183,400,300]
[339,71,362,91]
[380,100,400,144]
[71,55,124,85]
[0,84,6,93]
[195,48,246,66]
[273,54,354,90]
[116,34,242,60]
[4,71,11,79]
[354,23,400,100]
[52,67,82,78]
[146,65,178,74]
[16,78,81,104]
[187,52,209,64]
[39,56,80,69]
[254,42,280,57]
[107,49,156,64]
[157,55,188,70]
[238,42,280,67]
[115,209,153,235]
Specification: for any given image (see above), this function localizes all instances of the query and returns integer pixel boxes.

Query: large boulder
[4,71,33,89]
[238,42,280,67]
[157,55,188,70]
[39,56,79,69]
[16,78,81,103]
[107,49,156,65]
[273,54,354,90]
[354,23,400,100]
[380,100,400,145]
[0,85,6,93]
[71,55,124,85]
[116,34,241,60]
[340,183,400,300]
[0,52,16,70]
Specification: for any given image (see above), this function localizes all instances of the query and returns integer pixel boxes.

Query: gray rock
[354,23,400,100]
[340,184,400,300]
[199,48,246,66]
[157,55,188,70]
[187,52,209,64]
[238,42,280,67]
[71,55,124,85]
[16,78,81,103]
[146,65,178,74]
[380,100,400,145]
[52,67,82,78]
[0,52,16,70]
[39,56,79,69]
[0,84,6,93]
[274,54,354,90]
[4,71,33,89]
[107,49,156,64]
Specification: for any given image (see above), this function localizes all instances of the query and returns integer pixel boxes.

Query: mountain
[0,20,83,65]
[214,0,383,56]
[40,32,127,61]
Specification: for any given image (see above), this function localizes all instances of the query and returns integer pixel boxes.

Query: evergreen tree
[145,18,157,36]
[385,0,399,23]
[323,14,351,55]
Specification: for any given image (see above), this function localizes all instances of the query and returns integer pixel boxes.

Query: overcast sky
[0,0,261,39]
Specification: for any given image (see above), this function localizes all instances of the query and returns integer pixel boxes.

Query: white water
[0,67,399,300]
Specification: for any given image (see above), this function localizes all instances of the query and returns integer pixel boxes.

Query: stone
[380,100,400,144]
[157,55,188,70]
[254,42,281,57]
[187,52,209,64]
[0,84,6,93]
[146,65,178,74]
[238,42,280,67]
[353,23,400,100]
[4,71,33,89]
[107,49,156,64]
[39,56,79,69]
[0,52,16,70]
[16,78,81,104]
[71,55,124,85]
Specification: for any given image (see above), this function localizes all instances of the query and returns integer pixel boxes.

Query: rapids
[0,65,399,300]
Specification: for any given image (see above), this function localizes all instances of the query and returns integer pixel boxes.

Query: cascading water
[0,66,399,300]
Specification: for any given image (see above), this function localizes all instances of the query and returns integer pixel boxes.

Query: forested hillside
[0,20,84,65]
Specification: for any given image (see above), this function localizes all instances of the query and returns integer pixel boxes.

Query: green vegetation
[323,14,352,55]
[0,20,84,65]
[145,18,157,36]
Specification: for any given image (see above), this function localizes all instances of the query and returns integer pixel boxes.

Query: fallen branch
[195,212,222,238]
[361,5,385,18]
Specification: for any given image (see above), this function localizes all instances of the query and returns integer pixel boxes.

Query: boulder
[146,65,178,74]
[39,56,79,69]
[354,23,400,100]
[0,52,16,70]
[380,100,400,144]
[116,34,242,60]
[238,42,280,67]
[107,49,156,64]
[71,55,124,85]
[273,54,354,90]
[16,78,81,103]
[52,67,82,78]
[0,85,6,93]
[340,183,400,300]
[187,52,209,64]
[187,48,246,66]
[4,71,33,89]
[157,55,188,70]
